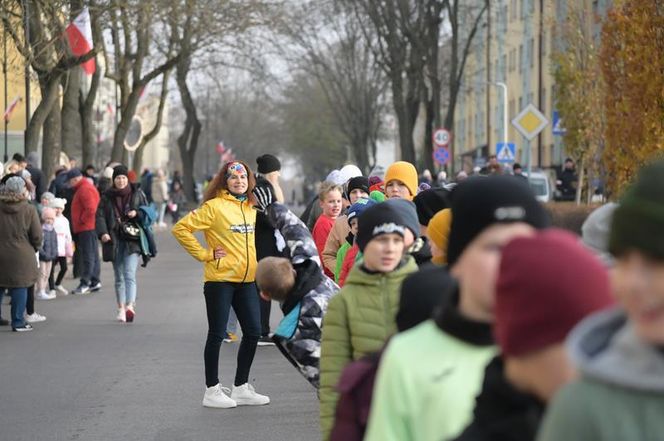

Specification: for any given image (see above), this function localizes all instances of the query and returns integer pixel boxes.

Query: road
[0,229,319,441]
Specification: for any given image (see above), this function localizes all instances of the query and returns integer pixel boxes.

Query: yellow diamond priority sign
[511,104,548,141]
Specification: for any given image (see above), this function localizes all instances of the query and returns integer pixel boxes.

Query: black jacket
[96,183,148,258]
[254,176,284,260]
[452,357,544,441]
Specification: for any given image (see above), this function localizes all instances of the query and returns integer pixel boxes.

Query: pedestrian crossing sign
[496,142,516,163]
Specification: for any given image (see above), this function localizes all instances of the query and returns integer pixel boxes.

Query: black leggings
[203,281,261,387]
[49,257,68,290]
[26,286,34,315]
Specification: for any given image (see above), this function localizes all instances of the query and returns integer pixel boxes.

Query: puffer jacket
[266,202,339,389]
[39,225,58,262]
[172,190,257,283]
[319,256,418,440]
[0,193,42,287]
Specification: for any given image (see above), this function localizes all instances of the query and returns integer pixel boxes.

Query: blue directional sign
[433,146,450,166]
[496,142,516,163]
[552,111,566,135]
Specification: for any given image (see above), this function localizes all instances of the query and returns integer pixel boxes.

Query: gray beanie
[582,203,618,266]
[4,176,26,195]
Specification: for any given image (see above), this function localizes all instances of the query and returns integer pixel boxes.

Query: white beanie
[338,164,362,184]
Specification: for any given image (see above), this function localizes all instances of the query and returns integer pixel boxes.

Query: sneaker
[36,290,56,300]
[12,324,34,332]
[55,285,69,295]
[257,335,275,346]
[125,305,135,323]
[202,384,237,409]
[72,284,91,295]
[25,313,46,323]
[90,282,102,292]
[223,332,239,343]
[116,308,126,323]
[230,383,270,406]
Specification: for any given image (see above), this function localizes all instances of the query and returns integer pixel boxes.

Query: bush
[544,202,599,236]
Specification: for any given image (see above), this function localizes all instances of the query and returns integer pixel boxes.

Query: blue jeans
[203,282,261,387]
[113,241,139,305]
[77,230,100,287]
[7,287,28,329]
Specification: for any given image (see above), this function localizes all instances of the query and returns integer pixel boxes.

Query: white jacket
[53,215,72,257]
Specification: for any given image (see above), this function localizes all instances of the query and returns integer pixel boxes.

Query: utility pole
[3,24,8,162]
[537,0,544,167]
[23,0,30,155]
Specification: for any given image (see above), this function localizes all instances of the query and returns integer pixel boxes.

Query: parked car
[525,171,553,203]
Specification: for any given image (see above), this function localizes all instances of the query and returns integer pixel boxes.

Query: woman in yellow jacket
[172,160,270,409]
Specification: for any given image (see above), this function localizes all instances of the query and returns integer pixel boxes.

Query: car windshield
[529,177,547,196]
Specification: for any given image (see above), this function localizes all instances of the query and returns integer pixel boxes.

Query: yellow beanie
[384,161,418,200]
[428,208,452,265]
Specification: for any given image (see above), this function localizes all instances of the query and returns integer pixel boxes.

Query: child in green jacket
[320,202,418,440]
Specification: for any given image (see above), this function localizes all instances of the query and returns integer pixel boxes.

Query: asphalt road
[0,229,319,441]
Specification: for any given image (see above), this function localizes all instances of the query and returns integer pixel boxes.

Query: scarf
[110,185,133,219]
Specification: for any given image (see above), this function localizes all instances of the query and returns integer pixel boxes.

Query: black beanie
[112,165,129,181]
[385,198,420,239]
[396,266,456,332]
[356,203,408,252]
[413,188,451,226]
[609,159,664,259]
[256,154,281,174]
[447,175,549,266]
[346,176,369,198]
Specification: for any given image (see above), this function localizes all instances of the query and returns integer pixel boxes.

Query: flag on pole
[3,96,22,122]
[216,141,226,154]
[65,7,95,75]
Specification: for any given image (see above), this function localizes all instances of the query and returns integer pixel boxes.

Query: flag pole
[22,0,30,155]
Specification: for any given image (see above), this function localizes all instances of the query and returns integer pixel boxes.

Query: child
[319,202,418,440]
[334,198,376,283]
[538,160,664,441]
[252,184,339,388]
[50,198,73,295]
[312,182,343,278]
[384,161,418,201]
[35,207,58,301]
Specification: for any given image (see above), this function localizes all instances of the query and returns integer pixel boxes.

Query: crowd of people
[170,151,664,441]
[0,153,182,330]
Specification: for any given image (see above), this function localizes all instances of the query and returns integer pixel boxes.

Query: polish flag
[3,96,22,122]
[216,141,226,154]
[65,7,95,75]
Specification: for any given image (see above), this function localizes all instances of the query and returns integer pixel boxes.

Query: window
[502,54,507,78]
[527,92,533,105]
[519,95,523,110]
[542,30,546,56]
[529,38,534,68]
[519,44,523,73]
[511,0,517,21]
[520,0,525,20]
[530,0,535,14]
[509,99,515,118]
[541,87,547,112]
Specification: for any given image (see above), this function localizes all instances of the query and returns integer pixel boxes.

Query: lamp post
[488,81,508,151]
[3,24,8,162]
[22,0,30,155]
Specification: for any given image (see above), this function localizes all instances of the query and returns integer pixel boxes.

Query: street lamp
[486,81,508,153]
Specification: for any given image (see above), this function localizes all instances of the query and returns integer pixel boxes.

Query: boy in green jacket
[320,202,418,440]
[364,176,549,441]
[537,160,664,441]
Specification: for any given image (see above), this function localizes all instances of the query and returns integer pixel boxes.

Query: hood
[568,308,664,392]
[0,190,28,212]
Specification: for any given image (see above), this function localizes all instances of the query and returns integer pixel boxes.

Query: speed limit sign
[433,128,451,147]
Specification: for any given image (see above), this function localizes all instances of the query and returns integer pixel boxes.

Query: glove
[252,182,275,213]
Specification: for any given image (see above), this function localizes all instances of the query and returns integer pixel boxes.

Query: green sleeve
[536,382,599,441]
[319,293,352,441]
[334,243,350,283]
[364,339,412,441]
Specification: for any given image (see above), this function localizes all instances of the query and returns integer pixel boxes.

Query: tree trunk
[27,73,62,154]
[176,57,201,202]
[79,61,101,168]
[61,67,82,158]
[42,102,62,181]
[111,90,142,163]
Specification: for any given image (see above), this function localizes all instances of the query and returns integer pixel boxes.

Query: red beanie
[494,229,614,357]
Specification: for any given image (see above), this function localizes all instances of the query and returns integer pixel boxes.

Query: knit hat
[51,198,66,210]
[428,209,452,265]
[112,165,129,181]
[325,169,342,186]
[41,191,56,203]
[347,197,377,225]
[368,176,383,187]
[609,160,664,260]
[356,202,408,252]
[338,164,363,184]
[66,168,82,181]
[369,190,386,203]
[346,176,369,198]
[256,154,281,174]
[397,266,456,332]
[446,176,549,266]
[384,198,420,239]
[582,203,618,266]
[2,175,26,195]
[413,188,450,226]
[384,161,418,199]
[495,229,614,357]
[41,206,56,221]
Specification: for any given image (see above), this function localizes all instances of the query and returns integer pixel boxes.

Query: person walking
[96,165,149,323]
[0,175,42,332]
[151,168,169,228]
[172,160,269,409]
[68,168,102,294]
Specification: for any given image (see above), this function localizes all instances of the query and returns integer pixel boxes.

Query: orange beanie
[384,161,418,200]
[427,208,452,265]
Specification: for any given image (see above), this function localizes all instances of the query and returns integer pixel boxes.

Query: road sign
[496,142,516,163]
[552,111,566,135]
[433,146,450,166]
[512,104,548,141]
[433,128,451,147]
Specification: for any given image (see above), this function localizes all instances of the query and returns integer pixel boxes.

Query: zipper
[240,199,250,283]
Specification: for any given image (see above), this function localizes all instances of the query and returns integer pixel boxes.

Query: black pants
[203,281,261,387]
[76,230,100,287]
[259,294,271,337]
[26,286,34,315]
[48,257,68,290]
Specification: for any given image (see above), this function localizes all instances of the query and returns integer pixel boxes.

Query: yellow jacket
[172,191,257,283]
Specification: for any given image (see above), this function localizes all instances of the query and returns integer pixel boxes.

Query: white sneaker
[25,312,47,323]
[56,285,69,295]
[36,291,56,300]
[202,384,237,409]
[116,308,126,322]
[230,383,270,406]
